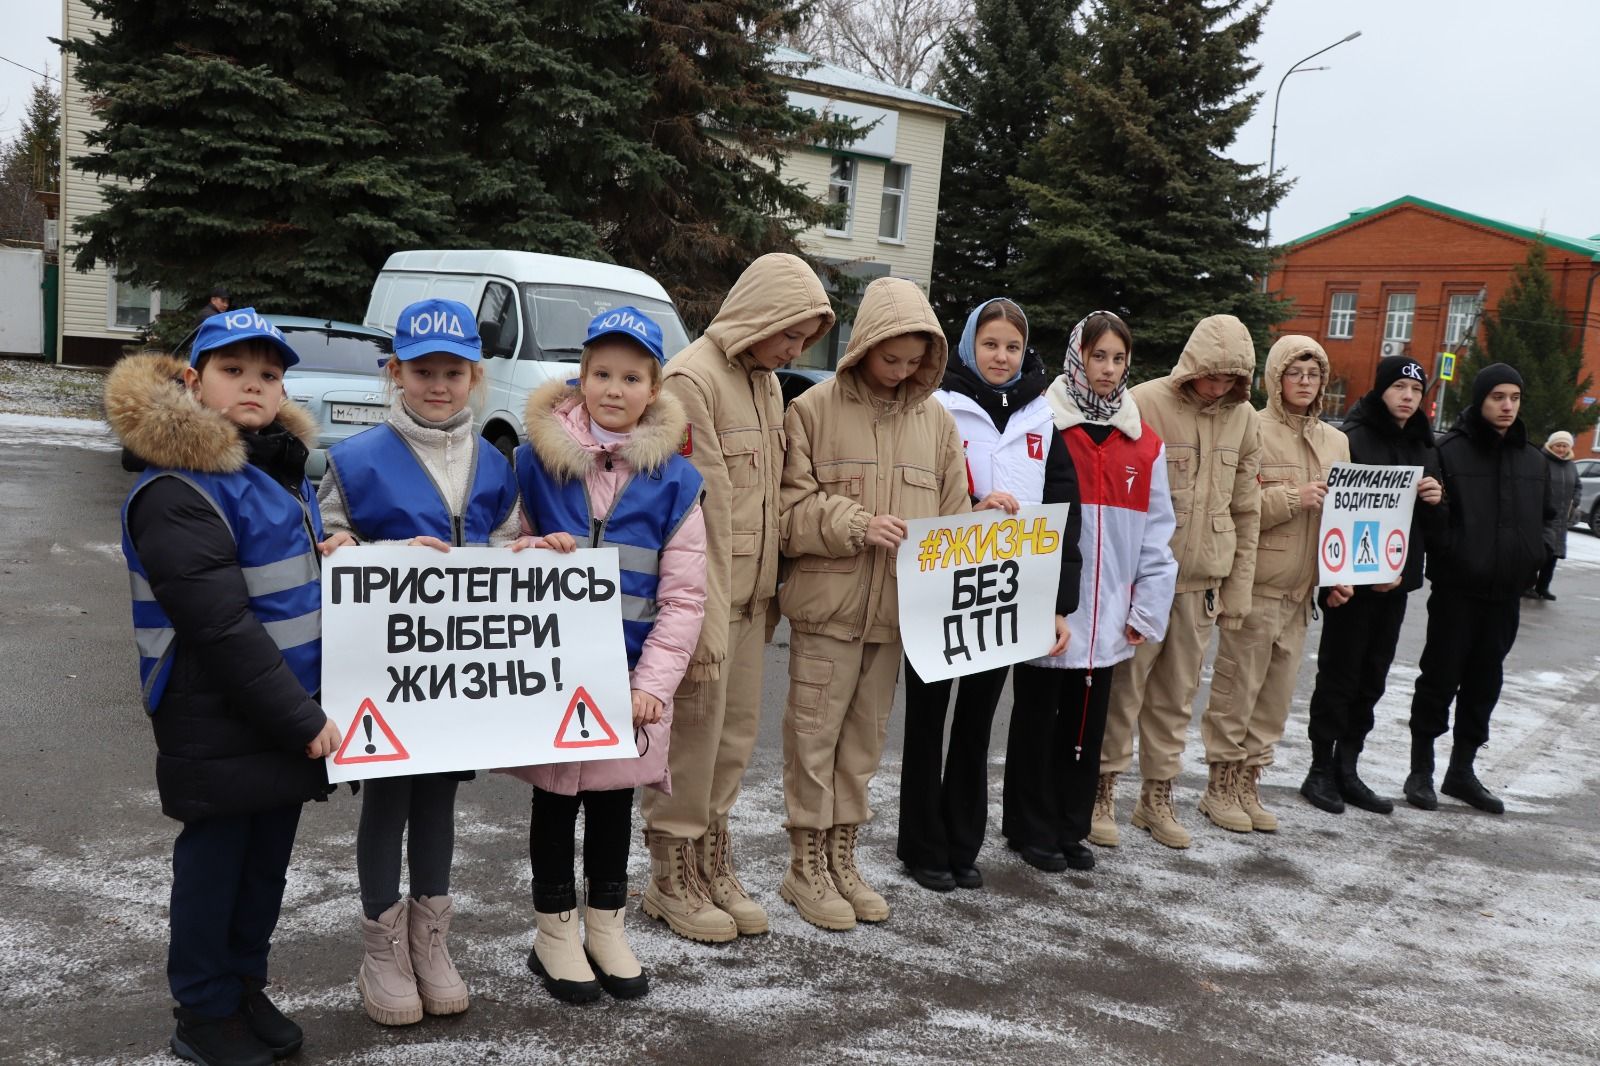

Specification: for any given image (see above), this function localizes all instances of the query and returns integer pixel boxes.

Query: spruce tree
[1450,244,1597,437]
[594,0,857,330]
[0,78,60,244]
[930,0,1080,341]
[61,0,633,322]
[1011,0,1284,374]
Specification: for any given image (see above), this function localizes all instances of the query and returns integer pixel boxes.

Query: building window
[1444,293,1483,347]
[1384,293,1416,342]
[1327,292,1356,339]
[878,163,908,243]
[108,269,159,331]
[826,157,855,236]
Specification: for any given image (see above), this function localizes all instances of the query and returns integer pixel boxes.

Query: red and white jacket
[1030,378,1177,671]
[937,390,1054,503]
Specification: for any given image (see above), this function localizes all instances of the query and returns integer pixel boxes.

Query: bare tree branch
[787,0,971,94]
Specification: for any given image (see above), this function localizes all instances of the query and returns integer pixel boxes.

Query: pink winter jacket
[500,380,708,796]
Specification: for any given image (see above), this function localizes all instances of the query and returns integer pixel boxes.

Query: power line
[0,54,58,83]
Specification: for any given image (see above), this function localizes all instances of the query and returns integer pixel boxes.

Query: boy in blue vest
[105,310,342,1066]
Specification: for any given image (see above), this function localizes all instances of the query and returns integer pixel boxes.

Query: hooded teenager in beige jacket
[640,254,834,943]
[1198,335,1350,834]
[1094,315,1263,851]
[777,277,977,931]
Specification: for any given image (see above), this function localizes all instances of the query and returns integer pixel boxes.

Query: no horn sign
[1316,463,1422,587]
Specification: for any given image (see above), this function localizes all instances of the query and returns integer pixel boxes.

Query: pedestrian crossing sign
[1438,352,1456,382]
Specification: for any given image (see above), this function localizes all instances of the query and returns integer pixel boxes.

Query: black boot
[170,1008,274,1066]
[1404,737,1438,811]
[239,978,303,1058]
[1299,740,1345,814]
[1440,747,1505,814]
[1334,743,1393,815]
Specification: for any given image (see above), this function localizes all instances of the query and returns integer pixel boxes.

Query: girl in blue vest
[897,298,1083,891]
[106,312,342,1066]
[1007,311,1177,873]
[318,299,521,1027]
[504,307,707,1003]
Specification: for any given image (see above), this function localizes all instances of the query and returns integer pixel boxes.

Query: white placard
[321,545,636,783]
[895,504,1071,683]
[1315,463,1423,587]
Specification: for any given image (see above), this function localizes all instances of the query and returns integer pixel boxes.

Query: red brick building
[1272,195,1600,451]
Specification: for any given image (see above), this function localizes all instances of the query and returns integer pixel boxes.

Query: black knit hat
[209,284,230,299]
[1471,362,1524,408]
[1373,355,1427,395]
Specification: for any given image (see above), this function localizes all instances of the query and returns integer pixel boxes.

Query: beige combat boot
[779,827,857,931]
[1199,762,1255,833]
[529,908,601,1003]
[583,881,648,999]
[1131,778,1192,849]
[824,824,889,923]
[640,830,738,943]
[407,895,469,1015]
[357,901,424,1026]
[1088,772,1120,847]
[1237,764,1279,832]
[698,819,769,936]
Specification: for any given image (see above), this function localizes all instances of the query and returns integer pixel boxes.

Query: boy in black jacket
[106,310,341,1066]
[1405,363,1551,815]
[1301,356,1443,815]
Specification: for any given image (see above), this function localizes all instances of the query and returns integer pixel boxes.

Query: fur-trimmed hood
[104,352,318,472]
[522,377,688,481]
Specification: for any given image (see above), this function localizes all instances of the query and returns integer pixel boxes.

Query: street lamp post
[1261,30,1363,293]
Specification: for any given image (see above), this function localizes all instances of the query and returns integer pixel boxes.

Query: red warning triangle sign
[332,697,410,765]
[553,686,620,749]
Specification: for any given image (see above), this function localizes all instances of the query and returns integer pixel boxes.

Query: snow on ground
[0,356,107,420]
[0,412,119,451]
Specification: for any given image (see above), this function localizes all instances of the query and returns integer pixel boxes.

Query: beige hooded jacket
[1253,335,1351,601]
[1129,314,1263,626]
[664,253,835,680]
[779,277,968,643]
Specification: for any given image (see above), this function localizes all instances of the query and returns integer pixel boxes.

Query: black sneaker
[905,865,956,892]
[239,978,303,1058]
[1061,842,1096,871]
[950,864,983,890]
[1007,840,1069,873]
[170,1007,274,1066]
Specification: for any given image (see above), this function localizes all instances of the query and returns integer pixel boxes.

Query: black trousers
[169,803,302,1017]
[356,773,460,920]
[1536,549,1558,594]
[529,786,633,912]
[1002,664,1113,849]
[1409,587,1521,753]
[1306,591,1410,750]
[896,660,1009,869]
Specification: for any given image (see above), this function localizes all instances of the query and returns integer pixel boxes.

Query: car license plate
[330,403,384,425]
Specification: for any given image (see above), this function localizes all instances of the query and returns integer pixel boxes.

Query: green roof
[1283,195,1600,261]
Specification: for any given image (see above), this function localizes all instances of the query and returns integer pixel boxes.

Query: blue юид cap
[585,306,666,364]
[394,298,482,362]
[190,307,300,369]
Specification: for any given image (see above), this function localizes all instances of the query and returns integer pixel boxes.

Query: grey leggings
[357,773,460,920]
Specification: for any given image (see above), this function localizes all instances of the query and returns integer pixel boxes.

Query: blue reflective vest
[325,423,517,546]
[121,467,324,713]
[514,444,703,669]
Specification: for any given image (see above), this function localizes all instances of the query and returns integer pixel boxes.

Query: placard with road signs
[1316,463,1423,587]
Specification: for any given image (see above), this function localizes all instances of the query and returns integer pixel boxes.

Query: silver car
[1573,458,1600,534]
[276,316,393,480]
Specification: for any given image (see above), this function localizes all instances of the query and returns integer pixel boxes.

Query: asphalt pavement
[2,419,1597,1065]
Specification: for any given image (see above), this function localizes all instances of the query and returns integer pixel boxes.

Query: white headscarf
[1064,311,1129,423]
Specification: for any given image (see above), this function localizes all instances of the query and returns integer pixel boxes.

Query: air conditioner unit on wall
[1379,339,1406,358]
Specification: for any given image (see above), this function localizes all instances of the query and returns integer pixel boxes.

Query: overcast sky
[5,0,1597,246]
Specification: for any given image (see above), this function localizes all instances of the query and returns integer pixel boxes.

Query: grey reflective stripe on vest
[129,571,155,602]
[142,641,175,707]
[620,595,659,623]
[263,611,321,650]
[611,543,661,577]
[135,625,175,661]
[241,552,319,597]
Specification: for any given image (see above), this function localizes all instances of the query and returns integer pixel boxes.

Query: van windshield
[522,286,691,362]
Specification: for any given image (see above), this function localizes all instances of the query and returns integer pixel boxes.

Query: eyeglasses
[1282,369,1323,383]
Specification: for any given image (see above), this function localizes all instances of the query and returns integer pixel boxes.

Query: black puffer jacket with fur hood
[105,353,331,822]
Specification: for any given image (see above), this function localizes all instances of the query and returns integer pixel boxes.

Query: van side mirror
[479,321,505,358]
